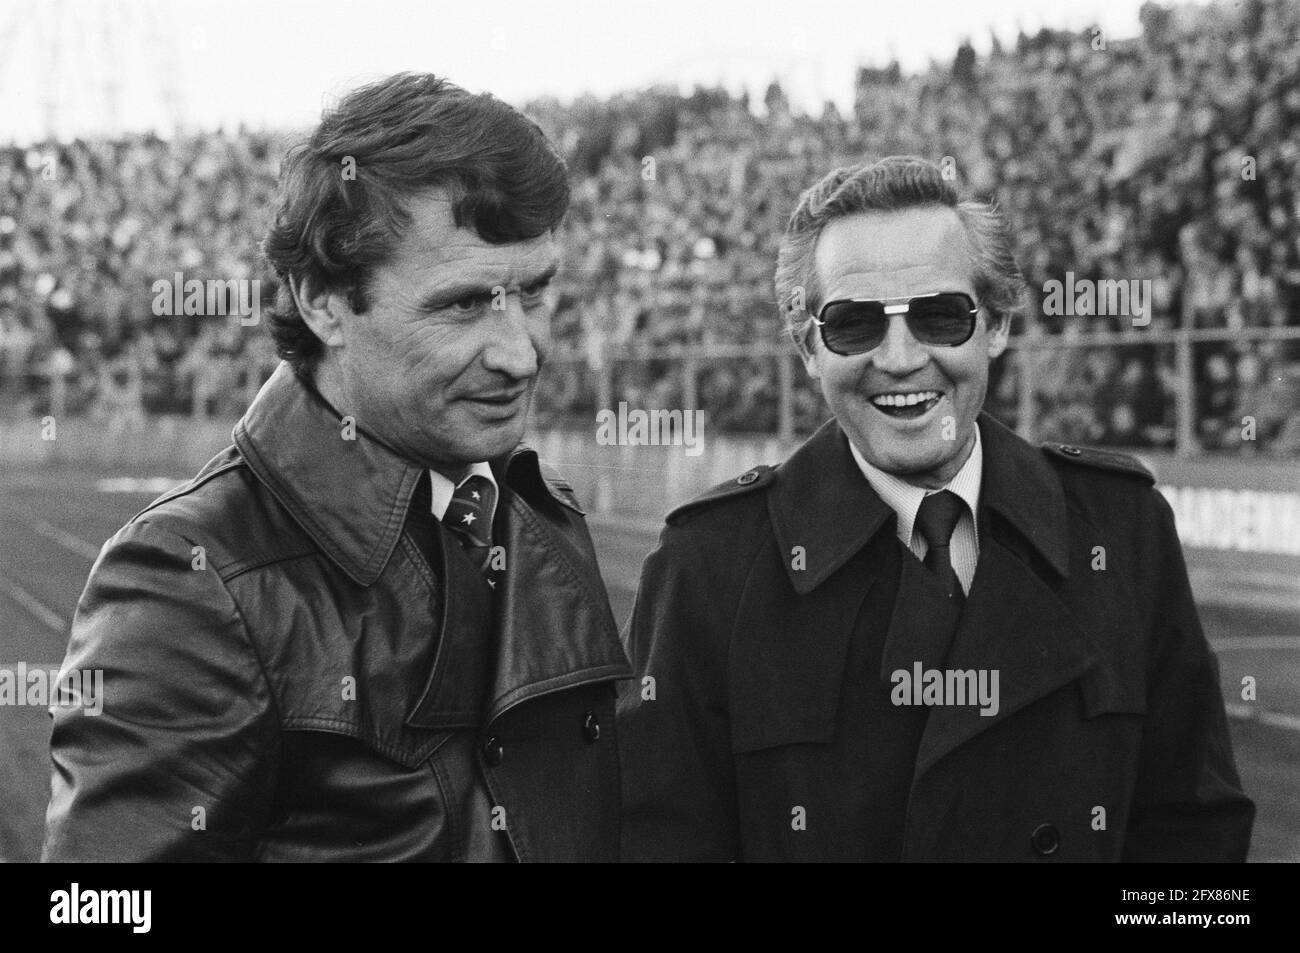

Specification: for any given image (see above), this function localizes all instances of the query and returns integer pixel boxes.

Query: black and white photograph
[0,0,1295,901]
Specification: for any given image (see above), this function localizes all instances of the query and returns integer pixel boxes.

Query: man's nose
[482,295,544,379]
[869,313,929,375]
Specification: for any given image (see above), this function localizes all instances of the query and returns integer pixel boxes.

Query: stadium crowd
[2,0,1298,452]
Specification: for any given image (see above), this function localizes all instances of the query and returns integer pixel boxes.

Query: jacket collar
[769,411,1069,595]
[234,363,572,586]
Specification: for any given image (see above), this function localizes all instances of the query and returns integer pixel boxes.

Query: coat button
[582,710,601,743]
[737,470,759,485]
[1059,445,1082,456]
[482,736,503,766]
[1030,823,1060,856]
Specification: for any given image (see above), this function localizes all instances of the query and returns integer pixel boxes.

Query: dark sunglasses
[812,291,980,355]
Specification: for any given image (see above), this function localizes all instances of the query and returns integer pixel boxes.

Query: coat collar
[975,412,1071,579]
[769,411,1069,595]
[233,363,574,586]
[769,419,894,596]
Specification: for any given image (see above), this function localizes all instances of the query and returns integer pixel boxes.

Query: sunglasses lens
[819,301,886,354]
[909,294,976,345]
[818,294,977,354]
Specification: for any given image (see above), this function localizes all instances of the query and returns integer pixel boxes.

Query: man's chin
[860,437,965,486]
[410,420,525,476]
[464,417,528,462]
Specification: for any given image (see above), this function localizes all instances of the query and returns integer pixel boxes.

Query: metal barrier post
[596,349,613,416]
[1175,299,1197,457]
[1016,313,1038,444]
[778,351,794,447]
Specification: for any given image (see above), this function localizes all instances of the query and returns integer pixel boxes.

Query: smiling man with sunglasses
[617,156,1252,862]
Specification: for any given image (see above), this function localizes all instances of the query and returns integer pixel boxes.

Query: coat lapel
[730,553,877,750]
[405,507,495,730]
[913,535,1099,775]
[913,414,1098,776]
[409,448,632,729]
[239,367,630,729]
[728,421,895,749]
[484,449,632,725]
[768,419,894,595]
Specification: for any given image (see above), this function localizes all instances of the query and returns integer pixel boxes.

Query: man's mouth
[464,388,528,418]
[869,390,942,420]
[467,387,527,405]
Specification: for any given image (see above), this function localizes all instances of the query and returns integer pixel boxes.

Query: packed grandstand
[1,0,1297,451]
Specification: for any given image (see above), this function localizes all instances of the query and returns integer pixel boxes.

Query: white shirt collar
[428,462,498,524]
[848,424,983,543]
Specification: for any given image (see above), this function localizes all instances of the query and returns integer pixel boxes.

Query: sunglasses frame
[811,291,981,355]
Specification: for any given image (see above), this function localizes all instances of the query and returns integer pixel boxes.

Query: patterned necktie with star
[441,474,497,575]
[915,489,966,605]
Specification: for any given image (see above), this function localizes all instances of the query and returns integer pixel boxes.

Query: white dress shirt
[428,462,499,526]
[849,426,983,595]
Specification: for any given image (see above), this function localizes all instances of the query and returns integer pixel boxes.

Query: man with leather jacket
[42,72,631,862]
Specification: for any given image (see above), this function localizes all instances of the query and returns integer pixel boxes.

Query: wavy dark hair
[262,72,570,374]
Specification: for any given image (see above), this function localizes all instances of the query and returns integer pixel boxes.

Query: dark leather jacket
[42,364,632,861]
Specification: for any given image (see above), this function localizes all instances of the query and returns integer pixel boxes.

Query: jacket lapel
[913,414,1098,776]
[483,448,632,725]
[236,365,630,729]
[405,508,495,730]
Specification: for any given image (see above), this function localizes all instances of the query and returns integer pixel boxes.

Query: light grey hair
[774,155,1027,356]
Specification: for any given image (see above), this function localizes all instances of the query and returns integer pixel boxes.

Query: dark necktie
[915,490,966,604]
[441,474,496,574]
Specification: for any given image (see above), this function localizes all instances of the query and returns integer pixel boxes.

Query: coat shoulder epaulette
[1040,443,1155,485]
[665,464,776,526]
[537,462,585,514]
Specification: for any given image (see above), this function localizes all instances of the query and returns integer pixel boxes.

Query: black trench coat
[617,413,1253,861]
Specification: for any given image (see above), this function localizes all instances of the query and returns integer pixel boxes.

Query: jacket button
[737,470,759,485]
[1030,823,1060,856]
[582,710,601,743]
[482,736,503,766]
[1059,445,1082,456]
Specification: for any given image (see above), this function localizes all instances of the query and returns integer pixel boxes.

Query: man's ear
[795,322,822,380]
[290,273,348,348]
[801,345,821,380]
[985,309,1010,360]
